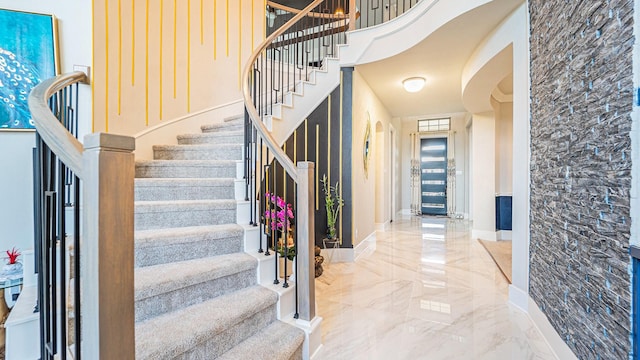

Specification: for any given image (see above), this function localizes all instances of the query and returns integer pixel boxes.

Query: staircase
[133,115,304,359]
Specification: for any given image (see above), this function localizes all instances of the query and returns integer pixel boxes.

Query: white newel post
[81,133,136,359]
[295,161,323,359]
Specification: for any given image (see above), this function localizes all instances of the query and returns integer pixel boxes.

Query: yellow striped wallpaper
[92,0,265,134]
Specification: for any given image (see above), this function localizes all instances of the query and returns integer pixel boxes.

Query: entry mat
[478,239,512,284]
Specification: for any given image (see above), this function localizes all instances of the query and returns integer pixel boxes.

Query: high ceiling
[271,0,522,118]
[356,0,521,118]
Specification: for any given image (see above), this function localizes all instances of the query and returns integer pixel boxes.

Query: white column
[508,4,531,310]
[471,112,497,240]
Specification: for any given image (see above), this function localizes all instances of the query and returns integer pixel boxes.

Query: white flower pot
[2,262,22,276]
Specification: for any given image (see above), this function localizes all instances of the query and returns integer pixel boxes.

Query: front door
[420,138,447,215]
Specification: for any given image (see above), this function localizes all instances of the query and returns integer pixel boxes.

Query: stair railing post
[295,161,315,321]
[81,133,136,359]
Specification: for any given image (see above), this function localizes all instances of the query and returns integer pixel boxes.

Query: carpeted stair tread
[177,131,244,145]
[223,114,244,123]
[134,177,235,201]
[201,122,243,132]
[135,252,256,303]
[217,321,304,360]
[135,224,244,267]
[135,286,278,360]
[135,199,236,230]
[135,159,239,178]
[153,144,243,161]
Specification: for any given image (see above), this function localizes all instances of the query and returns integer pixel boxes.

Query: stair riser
[290,345,303,360]
[177,134,244,145]
[177,308,276,360]
[135,236,243,267]
[135,164,237,178]
[154,147,243,161]
[135,207,236,230]
[135,269,256,322]
[135,185,234,201]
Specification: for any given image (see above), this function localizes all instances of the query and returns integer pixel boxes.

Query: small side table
[0,276,23,351]
[322,238,340,265]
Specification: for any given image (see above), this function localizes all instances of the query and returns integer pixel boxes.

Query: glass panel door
[420,138,447,215]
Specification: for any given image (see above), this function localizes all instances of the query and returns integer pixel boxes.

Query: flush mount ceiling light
[403,77,425,93]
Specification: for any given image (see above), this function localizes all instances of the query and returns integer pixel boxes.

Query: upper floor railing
[29,72,135,359]
[267,0,423,33]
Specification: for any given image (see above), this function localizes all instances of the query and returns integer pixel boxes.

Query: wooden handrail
[243,0,324,181]
[267,0,349,20]
[28,71,87,176]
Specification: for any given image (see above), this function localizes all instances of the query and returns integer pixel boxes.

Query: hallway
[315,215,555,359]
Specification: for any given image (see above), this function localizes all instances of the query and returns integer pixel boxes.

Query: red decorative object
[6,247,20,265]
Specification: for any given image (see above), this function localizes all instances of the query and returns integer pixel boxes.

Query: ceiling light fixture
[403,77,425,93]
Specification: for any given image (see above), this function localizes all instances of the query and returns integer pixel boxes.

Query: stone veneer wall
[529,1,634,358]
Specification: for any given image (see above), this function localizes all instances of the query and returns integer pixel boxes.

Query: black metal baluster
[272,162,279,285]
[252,126,258,227]
[58,160,67,360]
[258,137,265,254]
[70,81,81,359]
[244,108,250,203]
[73,173,81,360]
[293,187,299,318]
[264,148,271,257]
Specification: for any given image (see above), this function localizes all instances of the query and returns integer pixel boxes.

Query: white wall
[495,100,513,194]
[399,112,469,217]
[470,111,496,239]
[461,3,530,309]
[352,69,394,246]
[0,0,92,257]
[374,122,386,224]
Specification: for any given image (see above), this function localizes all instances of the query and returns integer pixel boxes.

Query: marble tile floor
[314,215,556,360]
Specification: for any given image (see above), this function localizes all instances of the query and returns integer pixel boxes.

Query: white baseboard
[527,297,577,360]
[134,100,244,160]
[354,232,376,261]
[497,230,512,240]
[321,247,354,263]
[472,229,497,241]
[374,221,389,231]
[508,284,528,312]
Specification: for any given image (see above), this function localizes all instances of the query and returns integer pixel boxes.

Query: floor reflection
[315,214,555,360]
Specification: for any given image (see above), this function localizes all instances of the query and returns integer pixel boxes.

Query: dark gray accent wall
[529,1,634,358]
[279,67,354,248]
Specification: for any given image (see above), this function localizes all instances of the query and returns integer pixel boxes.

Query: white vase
[2,262,22,277]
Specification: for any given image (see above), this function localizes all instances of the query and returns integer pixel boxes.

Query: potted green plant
[321,174,344,240]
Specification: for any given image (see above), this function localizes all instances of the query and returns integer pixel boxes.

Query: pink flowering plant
[264,192,294,233]
[264,192,296,260]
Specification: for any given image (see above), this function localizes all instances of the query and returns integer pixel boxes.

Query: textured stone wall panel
[529,0,633,358]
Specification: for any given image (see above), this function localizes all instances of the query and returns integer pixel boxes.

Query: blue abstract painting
[0,9,57,130]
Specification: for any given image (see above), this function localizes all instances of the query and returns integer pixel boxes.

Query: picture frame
[0,8,59,131]
[363,112,371,178]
